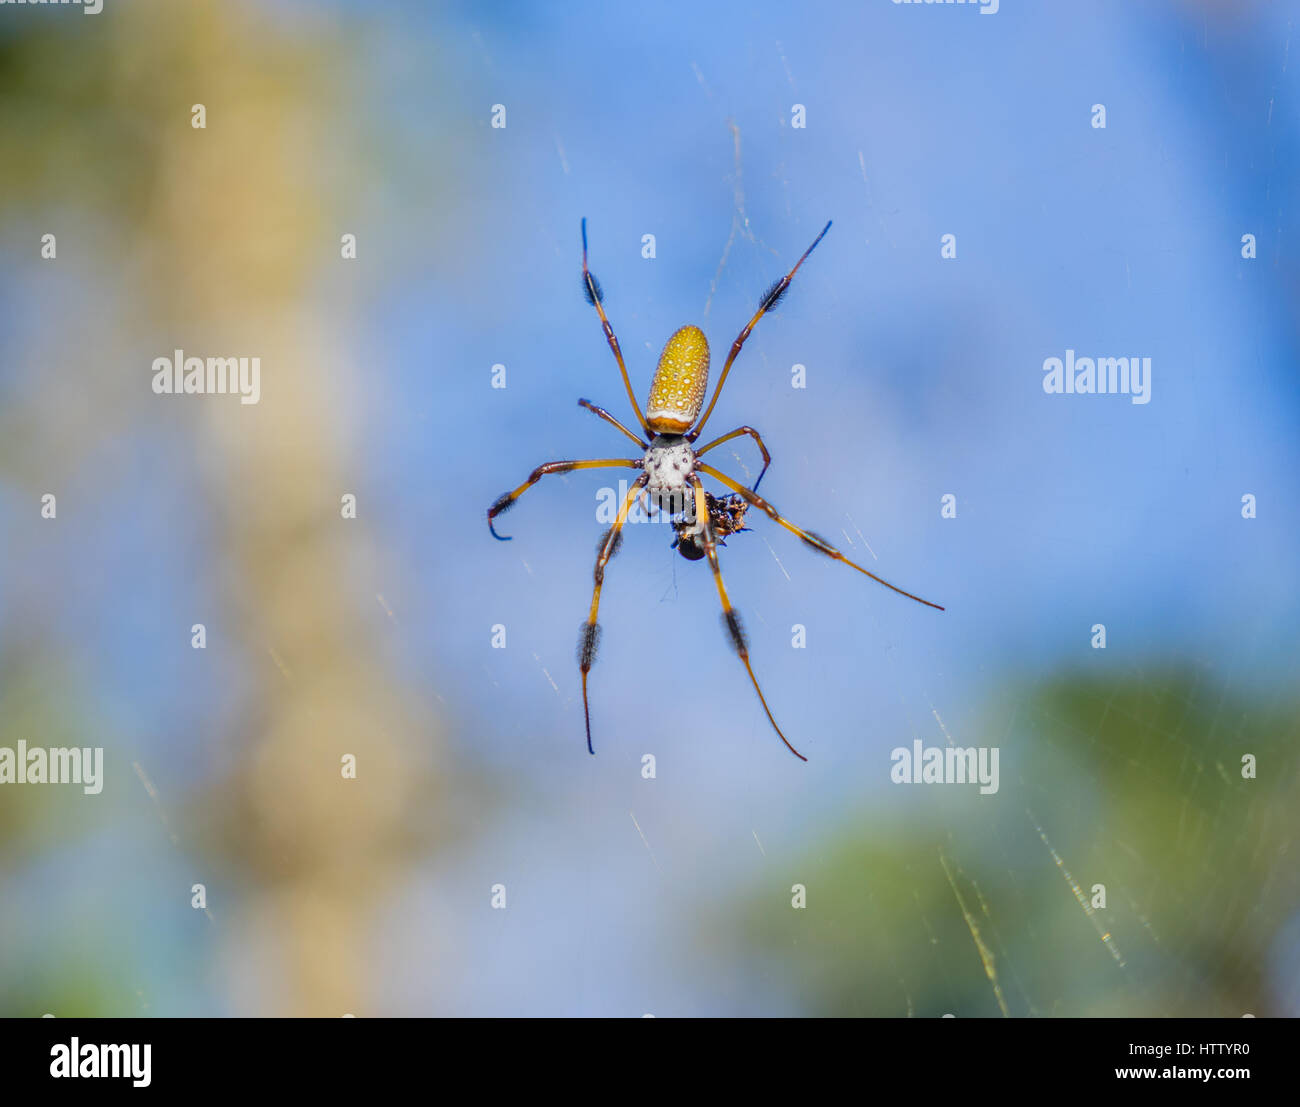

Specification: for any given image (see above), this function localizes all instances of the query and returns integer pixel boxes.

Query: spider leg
[689,477,807,761]
[697,462,945,611]
[693,425,772,492]
[582,219,652,438]
[579,473,648,755]
[577,398,648,448]
[689,220,831,442]
[487,458,641,540]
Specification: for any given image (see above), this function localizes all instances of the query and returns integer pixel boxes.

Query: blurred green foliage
[732,672,1299,1016]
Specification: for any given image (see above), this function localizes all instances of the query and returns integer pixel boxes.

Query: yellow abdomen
[646,325,710,434]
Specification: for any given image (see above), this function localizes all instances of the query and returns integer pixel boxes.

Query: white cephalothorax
[485,218,943,767]
[643,435,696,513]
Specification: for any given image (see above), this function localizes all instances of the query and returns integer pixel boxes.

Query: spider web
[430,2,1300,1018]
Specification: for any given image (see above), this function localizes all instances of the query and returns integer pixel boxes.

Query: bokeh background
[1,0,1297,1017]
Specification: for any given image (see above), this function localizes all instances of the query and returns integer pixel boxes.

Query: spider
[487,218,943,761]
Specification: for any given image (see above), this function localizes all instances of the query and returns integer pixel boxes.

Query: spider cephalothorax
[642,434,696,516]
[487,217,944,762]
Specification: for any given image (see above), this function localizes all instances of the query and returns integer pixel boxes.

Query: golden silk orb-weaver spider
[487,218,944,761]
